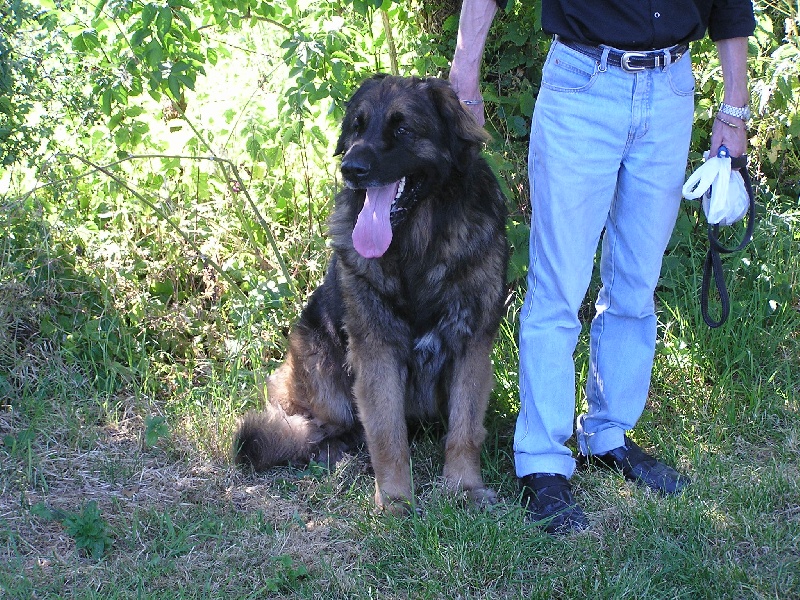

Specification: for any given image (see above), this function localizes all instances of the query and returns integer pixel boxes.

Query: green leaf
[156,6,173,40]
[144,39,163,68]
[789,114,800,137]
[62,501,113,558]
[101,88,113,116]
[206,46,218,66]
[167,73,181,99]
[31,502,56,522]
[72,29,100,52]
[506,115,528,137]
[141,3,158,28]
[331,60,344,82]
[246,135,261,161]
[144,415,170,446]
[108,111,125,130]
[519,90,535,117]
[151,280,174,298]
[114,127,130,147]
[182,16,198,35]
[309,125,326,145]
[93,0,109,19]
[130,26,149,49]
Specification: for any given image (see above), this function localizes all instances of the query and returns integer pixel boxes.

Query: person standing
[450,0,755,533]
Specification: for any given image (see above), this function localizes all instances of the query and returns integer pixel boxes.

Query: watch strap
[719,102,751,121]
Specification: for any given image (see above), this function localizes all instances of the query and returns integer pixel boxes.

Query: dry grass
[0,389,376,597]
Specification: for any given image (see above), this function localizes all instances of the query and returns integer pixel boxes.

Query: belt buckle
[620,51,649,72]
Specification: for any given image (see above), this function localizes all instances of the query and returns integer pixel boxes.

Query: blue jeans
[514,39,695,478]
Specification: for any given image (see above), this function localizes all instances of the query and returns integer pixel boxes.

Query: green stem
[381,9,399,76]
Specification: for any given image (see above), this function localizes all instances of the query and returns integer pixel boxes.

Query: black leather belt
[558,37,689,72]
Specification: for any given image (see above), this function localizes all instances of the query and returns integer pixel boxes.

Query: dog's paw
[374,489,419,516]
[374,498,419,517]
[466,487,498,509]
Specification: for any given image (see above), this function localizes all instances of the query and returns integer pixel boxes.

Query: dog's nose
[340,157,370,181]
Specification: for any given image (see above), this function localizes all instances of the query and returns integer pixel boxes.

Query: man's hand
[710,113,747,161]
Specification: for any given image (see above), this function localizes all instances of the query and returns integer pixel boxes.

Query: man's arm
[711,37,750,159]
[449,0,498,125]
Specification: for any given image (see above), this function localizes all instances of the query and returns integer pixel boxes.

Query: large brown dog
[234,75,508,514]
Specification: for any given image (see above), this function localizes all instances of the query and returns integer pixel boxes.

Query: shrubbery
[1,0,798,432]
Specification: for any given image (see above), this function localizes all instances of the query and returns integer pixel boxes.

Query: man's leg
[516,41,642,531]
[516,41,632,481]
[576,53,695,494]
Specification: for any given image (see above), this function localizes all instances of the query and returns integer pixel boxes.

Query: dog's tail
[233,406,326,471]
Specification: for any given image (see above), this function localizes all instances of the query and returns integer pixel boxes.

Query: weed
[2,429,35,457]
[260,554,309,594]
[144,415,170,447]
[32,501,114,559]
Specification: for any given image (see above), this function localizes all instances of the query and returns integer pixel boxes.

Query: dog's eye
[395,126,411,137]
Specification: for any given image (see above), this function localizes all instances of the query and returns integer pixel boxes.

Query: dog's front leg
[349,345,412,514]
[443,336,498,507]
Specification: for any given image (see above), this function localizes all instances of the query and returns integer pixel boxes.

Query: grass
[1,242,798,599]
[2,414,797,599]
[2,20,799,600]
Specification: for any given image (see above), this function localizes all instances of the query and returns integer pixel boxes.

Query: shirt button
[654,12,661,17]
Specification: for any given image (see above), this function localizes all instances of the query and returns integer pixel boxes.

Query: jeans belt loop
[599,46,610,72]
[663,48,672,69]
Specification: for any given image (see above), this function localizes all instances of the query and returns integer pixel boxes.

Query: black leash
[700,154,757,328]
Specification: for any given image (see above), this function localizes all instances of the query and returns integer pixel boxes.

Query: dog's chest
[403,268,477,346]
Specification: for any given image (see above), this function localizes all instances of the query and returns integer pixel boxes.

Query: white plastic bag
[682,151,749,226]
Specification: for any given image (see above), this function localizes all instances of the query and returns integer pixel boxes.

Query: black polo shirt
[495,0,756,50]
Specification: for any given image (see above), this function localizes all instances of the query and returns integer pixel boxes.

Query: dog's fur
[234,75,508,513]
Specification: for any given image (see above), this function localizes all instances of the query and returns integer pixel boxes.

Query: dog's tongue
[352,182,399,258]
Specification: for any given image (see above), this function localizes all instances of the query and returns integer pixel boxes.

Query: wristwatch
[719,102,751,121]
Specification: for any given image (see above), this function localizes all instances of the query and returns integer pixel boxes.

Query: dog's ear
[424,77,491,161]
[334,74,391,156]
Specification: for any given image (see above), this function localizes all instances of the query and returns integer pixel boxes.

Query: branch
[381,9,399,76]
[62,153,247,305]
[165,103,296,296]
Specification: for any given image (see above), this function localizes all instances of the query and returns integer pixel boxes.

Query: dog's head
[334,75,490,258]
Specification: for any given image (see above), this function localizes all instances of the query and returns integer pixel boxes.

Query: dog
[234,75,508,514]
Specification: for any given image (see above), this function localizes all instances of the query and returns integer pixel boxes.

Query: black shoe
[582,436,690,495]
[519,473,589,534]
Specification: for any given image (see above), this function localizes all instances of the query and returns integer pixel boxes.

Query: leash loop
[699,153,756,328]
